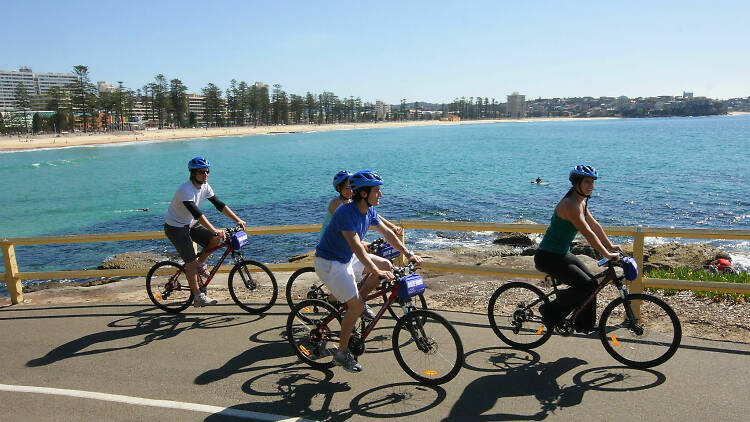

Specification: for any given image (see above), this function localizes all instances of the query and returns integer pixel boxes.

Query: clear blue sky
[3,0,748,103]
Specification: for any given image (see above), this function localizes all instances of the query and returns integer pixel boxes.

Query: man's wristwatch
[405,250,414,259]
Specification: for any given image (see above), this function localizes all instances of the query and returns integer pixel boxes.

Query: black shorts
[164,223,214,263]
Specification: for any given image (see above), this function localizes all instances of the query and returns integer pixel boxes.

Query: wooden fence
[3,221,750,305]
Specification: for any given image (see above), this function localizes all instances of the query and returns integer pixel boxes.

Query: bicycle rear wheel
[145,261,193,313]
[392,309,464,385]
[287,299,341,370]
[488,282,552,349]
[228,259,278,314]
[599,293,681,368]
[285,266,333,311]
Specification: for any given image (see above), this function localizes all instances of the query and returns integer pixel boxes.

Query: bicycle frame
[182,235,244,290]
[315,279,404,344]
[547,263,632,327]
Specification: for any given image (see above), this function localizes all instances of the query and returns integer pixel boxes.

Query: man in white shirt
[164,156,246,307]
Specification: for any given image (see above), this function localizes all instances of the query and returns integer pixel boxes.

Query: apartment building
[0,67,77,111]
[507,92,526,119]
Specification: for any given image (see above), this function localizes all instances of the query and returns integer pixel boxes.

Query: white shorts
[314,255,368,303]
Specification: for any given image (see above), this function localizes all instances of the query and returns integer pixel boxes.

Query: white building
[374,100,391,120]
[187,94,206,125]
[0,67,77,111]
[507,92,526,119]
[97,81,117,93]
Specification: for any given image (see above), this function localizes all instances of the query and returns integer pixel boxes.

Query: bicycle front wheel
[285,266,333,311]
[145,261,193,313]
[287,299,341,370]
[228,259,278,314]
[392,309,464,385]
[599,293,682,369]
[488,282,552,349]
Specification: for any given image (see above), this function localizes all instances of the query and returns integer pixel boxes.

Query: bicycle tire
[383,292,428,321]
[145,261,193,313]
[287,299,341,370]
[392,309,464,385]
[228,259,278,314]
[488,281,552,349]
[285,266,333,311]
[598,293,681,368]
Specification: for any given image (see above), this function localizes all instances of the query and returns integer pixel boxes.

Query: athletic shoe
[318,341,338,358]
[193,292,218,307]
[333,350,362,373]
[361,304,376,321]
[196,262,211,279]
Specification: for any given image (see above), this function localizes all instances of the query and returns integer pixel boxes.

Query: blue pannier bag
[398,273,426,301]
[230,231,248,250]
[376,242,401,260]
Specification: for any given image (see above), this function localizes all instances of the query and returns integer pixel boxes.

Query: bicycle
[286,263,464,385]
[487,255,681,369]
[146,226,278,314]
[284,237,427,320]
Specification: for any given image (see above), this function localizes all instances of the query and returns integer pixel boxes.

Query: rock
[99,252,165,270]
[643,242,724,272]
[570,239,599,259]
[493,219,542,246]
[436,231,478,241]
[289,250,315,263]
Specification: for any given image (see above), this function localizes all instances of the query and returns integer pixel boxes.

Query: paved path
[1,302,749,421]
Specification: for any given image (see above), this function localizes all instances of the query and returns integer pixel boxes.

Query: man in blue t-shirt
[314,170,422,373]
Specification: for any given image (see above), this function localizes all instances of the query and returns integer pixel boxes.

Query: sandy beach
[0,117,604,152]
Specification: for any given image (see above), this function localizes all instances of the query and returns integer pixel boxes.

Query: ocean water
[2,115,750,291]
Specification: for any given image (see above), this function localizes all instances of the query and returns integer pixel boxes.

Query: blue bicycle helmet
[349,170,383,191]
[188,156,210,170]
[332,170,352,189]
[569,164,598,181]
[621,256,639,281]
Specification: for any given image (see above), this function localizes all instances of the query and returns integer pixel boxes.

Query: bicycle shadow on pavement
[205,366,446,422]
[443,348,666,421]
[26,308,260,367]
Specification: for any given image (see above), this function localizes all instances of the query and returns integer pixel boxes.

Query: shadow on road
[442,347,666,421]
[26,307,261,367]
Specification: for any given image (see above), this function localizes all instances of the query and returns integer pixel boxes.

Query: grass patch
[645,268,749,302]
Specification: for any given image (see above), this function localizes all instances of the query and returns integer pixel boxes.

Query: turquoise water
[2,115,749,288]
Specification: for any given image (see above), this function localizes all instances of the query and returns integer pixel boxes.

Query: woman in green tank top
[533,164,621,333]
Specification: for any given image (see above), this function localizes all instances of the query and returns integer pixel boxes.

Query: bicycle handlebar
[597,252,627,267]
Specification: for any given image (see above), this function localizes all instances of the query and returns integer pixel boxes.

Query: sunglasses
[195,169,210,174]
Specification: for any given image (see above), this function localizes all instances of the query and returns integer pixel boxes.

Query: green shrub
[644,267,749,302]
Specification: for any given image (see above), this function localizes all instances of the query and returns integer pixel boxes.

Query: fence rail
[3,221,750,305]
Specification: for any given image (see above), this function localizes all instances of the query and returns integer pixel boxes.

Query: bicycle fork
[405,314,433,353]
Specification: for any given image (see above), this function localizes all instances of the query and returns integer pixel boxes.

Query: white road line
[0,383,315,421]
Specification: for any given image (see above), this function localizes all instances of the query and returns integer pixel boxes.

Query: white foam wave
[729,252,750,273]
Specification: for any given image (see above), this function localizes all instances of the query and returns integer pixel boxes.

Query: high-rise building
[187,94,206,125]
[0,67,77,111]
[374,100,391,120]
[507,92,526,119]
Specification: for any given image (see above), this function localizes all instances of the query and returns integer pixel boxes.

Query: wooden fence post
[1,241,23,304]
[630,228,645,318]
